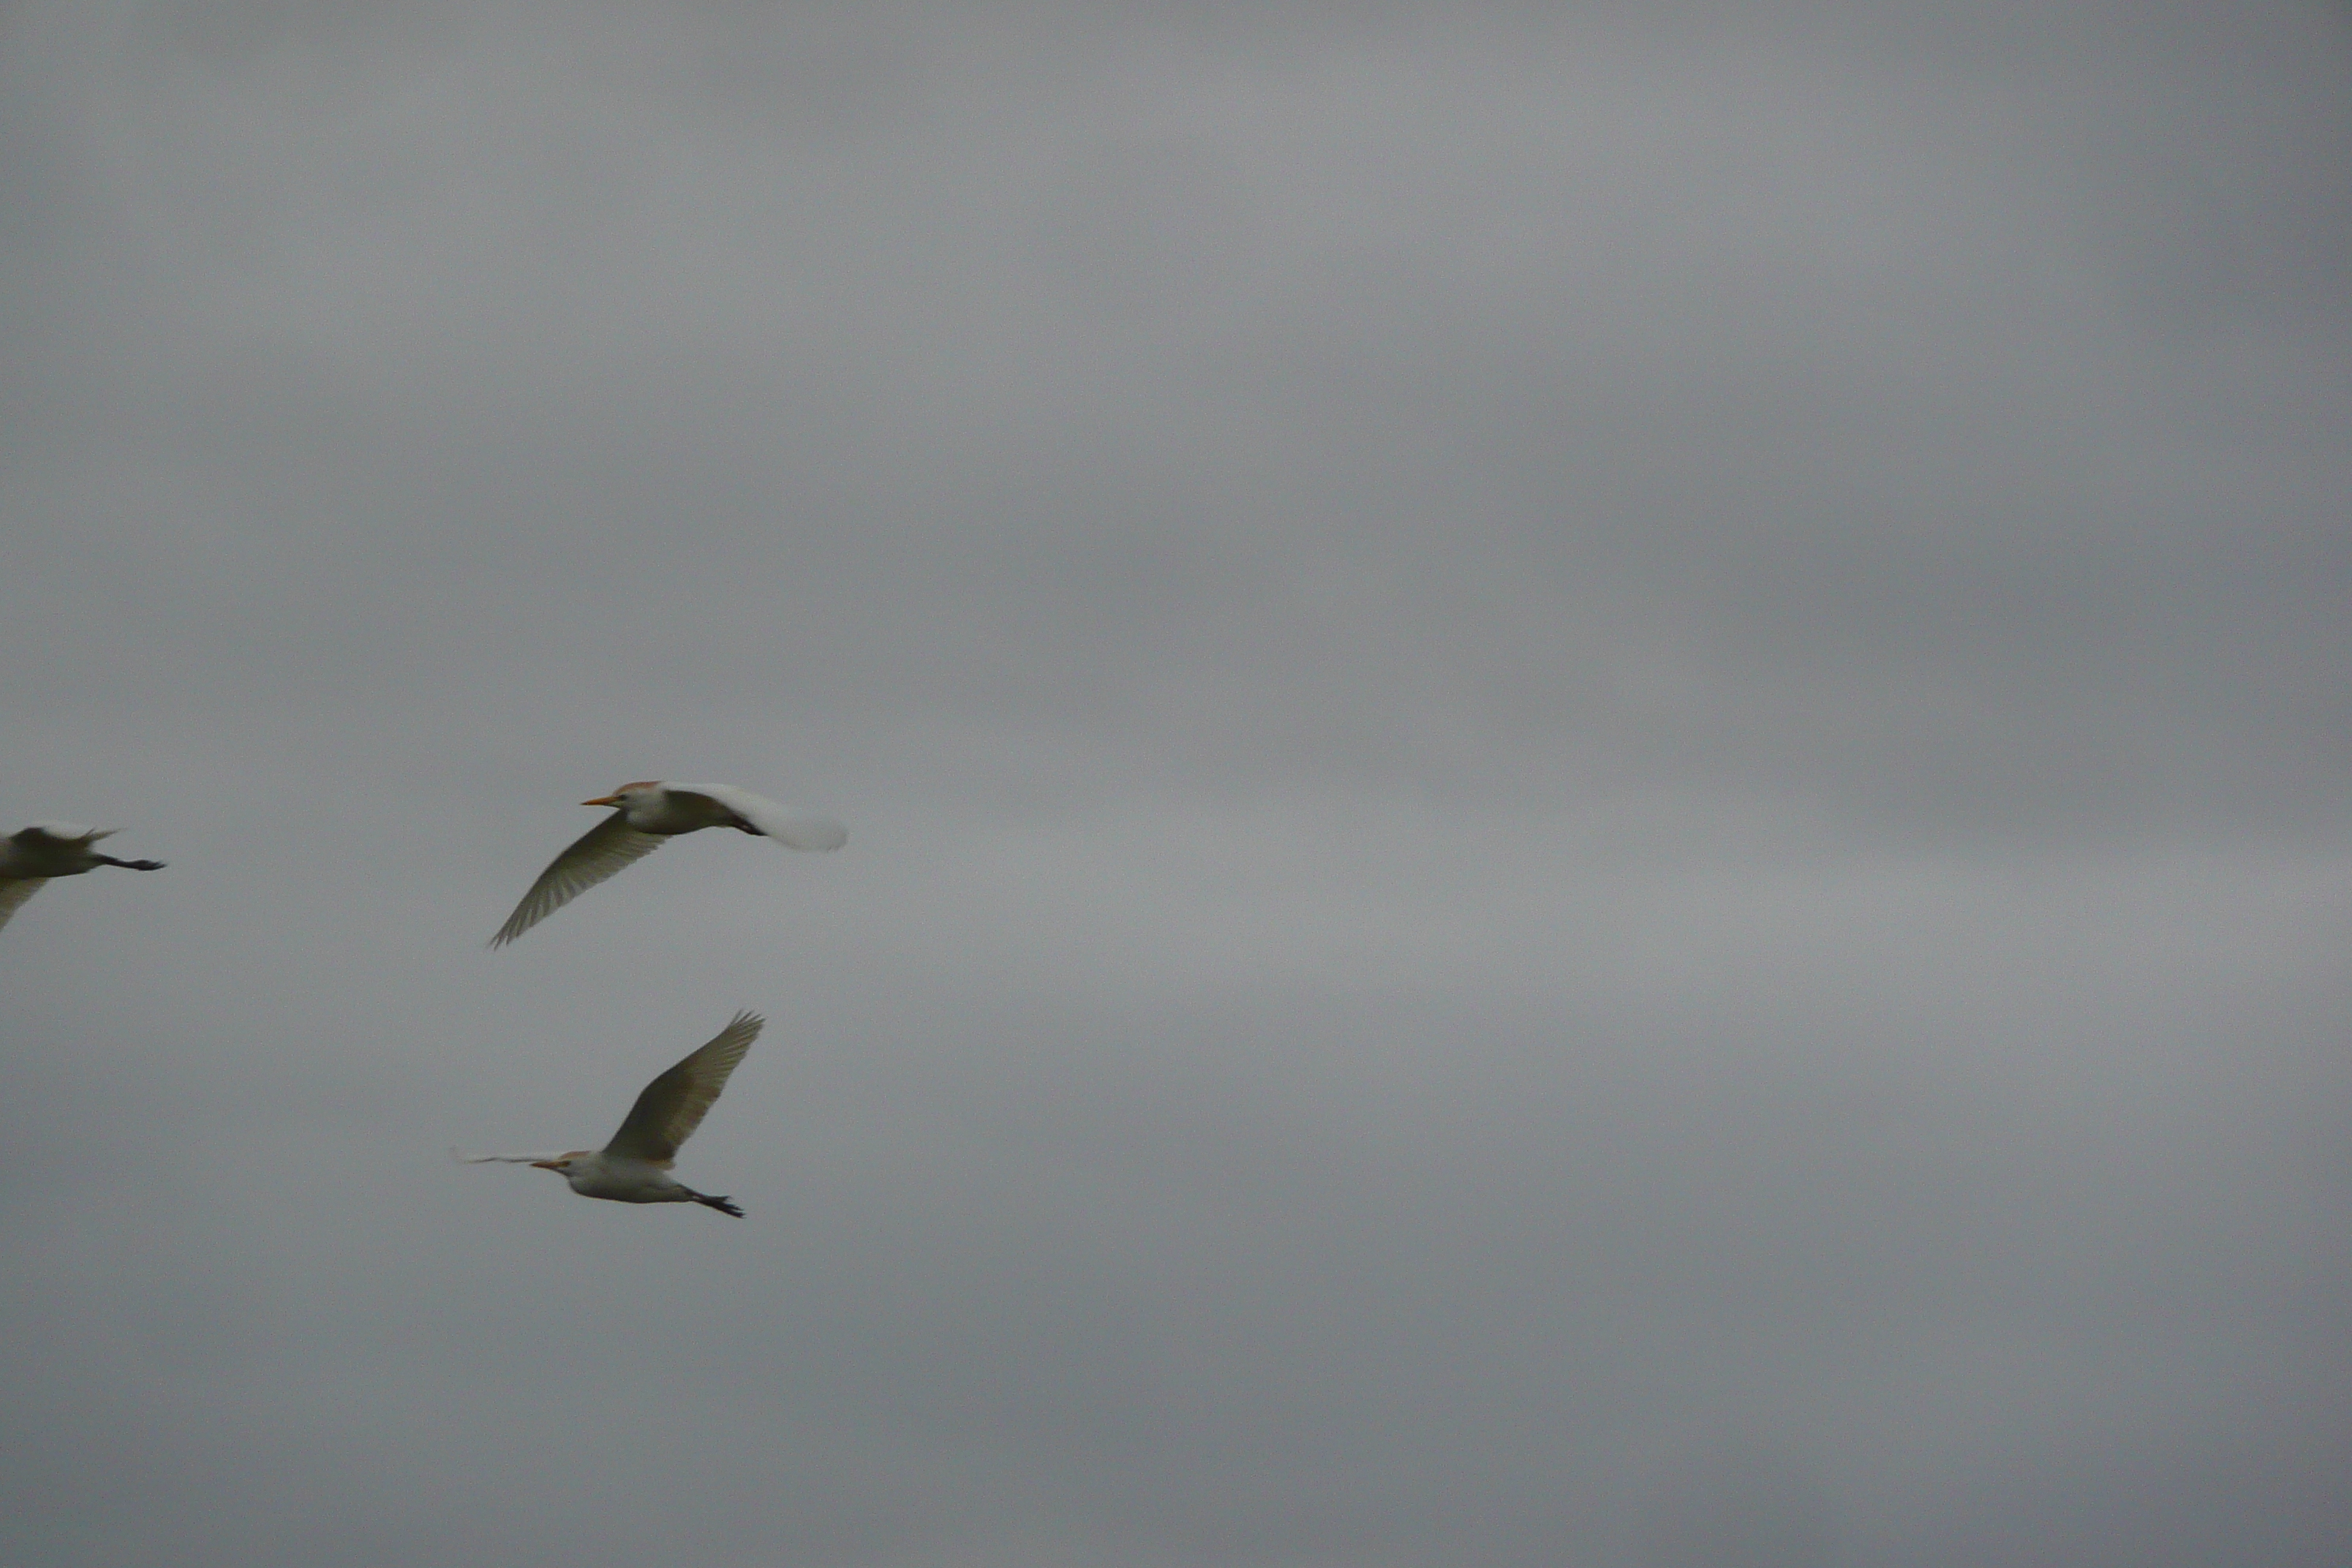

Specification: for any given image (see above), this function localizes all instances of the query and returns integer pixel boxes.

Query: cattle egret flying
[0,823,166,933]
[490,781,846,947]
[461,1010,763,1216]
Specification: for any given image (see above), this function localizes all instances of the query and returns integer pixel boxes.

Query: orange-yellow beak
[530,1159,565,1171]
[581,795,622,807]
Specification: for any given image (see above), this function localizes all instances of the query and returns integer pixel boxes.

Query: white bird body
[541,1150,712,1207]
[490,781,845,947]
[0,822,167,932]
[461,1010,763,1217]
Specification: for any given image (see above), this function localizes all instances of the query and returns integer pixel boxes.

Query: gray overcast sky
[4,3,2349,1564]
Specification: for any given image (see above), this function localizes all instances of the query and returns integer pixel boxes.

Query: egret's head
[583,782,660,809]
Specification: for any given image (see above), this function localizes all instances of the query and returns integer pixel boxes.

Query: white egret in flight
[461,1011,763,1217]
[490,781,845,947]
[0,823,166,933]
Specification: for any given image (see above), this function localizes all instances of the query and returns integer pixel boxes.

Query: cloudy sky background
[4,2,2349,1564]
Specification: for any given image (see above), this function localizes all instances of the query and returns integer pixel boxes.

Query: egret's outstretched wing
[489,813,664,948]
[604,1011,763,1165]
[669,783,847,851]
[0,879,45,934]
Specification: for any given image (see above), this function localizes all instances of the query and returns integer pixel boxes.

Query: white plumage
[490,780,845,947]
[459,1011,763,1216]
[0,822,166,934]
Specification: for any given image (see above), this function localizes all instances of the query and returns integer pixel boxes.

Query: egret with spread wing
[0,823,166,934]
[460,1011,763,1216]
[490,781,845,947]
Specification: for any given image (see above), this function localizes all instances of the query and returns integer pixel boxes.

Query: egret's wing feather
[489,813,664,948]
[17,823,104,845]
[604,1011,763,1164]
[0,879,44,933]
[668,783,846,851]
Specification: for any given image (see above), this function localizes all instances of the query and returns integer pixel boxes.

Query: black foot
[696,1194,744,1217]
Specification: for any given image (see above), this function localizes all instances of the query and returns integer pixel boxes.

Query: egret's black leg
[691,1191,744,1217]
[96,856,166,871]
